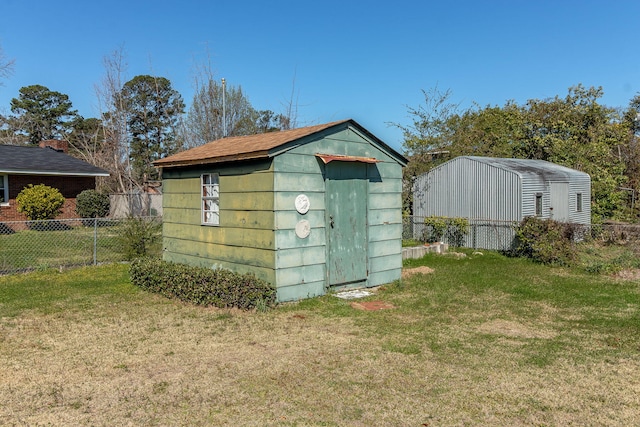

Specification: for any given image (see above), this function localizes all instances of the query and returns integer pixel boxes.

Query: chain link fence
[5,215,638,274]
[0,217,162,275]
[403,216,640,251]
[404,216,517,251]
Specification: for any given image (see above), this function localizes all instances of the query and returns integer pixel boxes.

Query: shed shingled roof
[0,145,109,176]
[153,119,408,168]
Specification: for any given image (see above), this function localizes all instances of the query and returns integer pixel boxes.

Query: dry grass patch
[616,268,640,280]
[1,304,437,426]
[401,265,434,279]
[477,319,558,339]
[2,258,640,426]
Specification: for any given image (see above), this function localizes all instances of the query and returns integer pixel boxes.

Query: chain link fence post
[93,217,98,266]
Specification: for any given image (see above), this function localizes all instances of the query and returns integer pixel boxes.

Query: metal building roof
[0,144,109,176]
[456,156,589,181]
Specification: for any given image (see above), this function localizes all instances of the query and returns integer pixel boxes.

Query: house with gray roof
[0,141,109,221]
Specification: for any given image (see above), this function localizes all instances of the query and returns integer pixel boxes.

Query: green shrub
[129,258,277,310]
[76,189,110,218]
[423,216,469,246]
[423,216,447,242]
[117,217,162,260]
[445,217,469,247]
[512,217,577,265]
[16,184,65,220]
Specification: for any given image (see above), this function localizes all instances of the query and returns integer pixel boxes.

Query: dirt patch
[350,301,396,311]
[402,266,434,279]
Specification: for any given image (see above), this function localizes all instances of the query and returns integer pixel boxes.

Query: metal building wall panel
[568,174,591,224]
[415,157,522,221]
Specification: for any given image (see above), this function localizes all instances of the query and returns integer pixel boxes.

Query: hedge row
[129,258,276,310]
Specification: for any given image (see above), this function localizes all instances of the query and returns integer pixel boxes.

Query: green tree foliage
[121,75,185,182]
[447,102,526,158]
[620,94,640,194]
[75,189,110,218]
[16,184,65,221]
[9,85,79,144]
[622,93,640,136]
[255,109,290,133]
[521,86,627,219]
[399,85,635,220]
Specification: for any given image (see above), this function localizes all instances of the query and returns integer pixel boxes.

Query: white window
[202,173,219,225]
[535,193,543,216]
[0,175,7,205]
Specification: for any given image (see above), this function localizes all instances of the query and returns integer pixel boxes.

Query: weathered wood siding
[367,160,403,287]
[272,146,327,301]
[161,160,277,283]
[273,126,403,300]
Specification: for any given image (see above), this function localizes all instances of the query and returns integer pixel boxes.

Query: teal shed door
[325,161,368,286]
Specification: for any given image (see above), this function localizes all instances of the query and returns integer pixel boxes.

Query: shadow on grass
[0,222,14,235]
[27,221,73,232]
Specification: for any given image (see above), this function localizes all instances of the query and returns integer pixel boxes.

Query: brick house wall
[0,174,97,221]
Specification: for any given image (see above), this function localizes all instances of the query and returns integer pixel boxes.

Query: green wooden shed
[153,119,408,302]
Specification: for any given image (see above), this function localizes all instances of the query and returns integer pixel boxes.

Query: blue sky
[0,0,638,153]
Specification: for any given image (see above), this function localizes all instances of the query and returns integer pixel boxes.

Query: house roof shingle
[0,144,110,176]
[154,119,408,168]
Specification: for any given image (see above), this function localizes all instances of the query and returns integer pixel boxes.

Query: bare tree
[0,42,14,85]
[178,52,304,148]
[181,61,257,147]
[64,117,114,192]
[0,42,17,144]
[94,47,132,194]
[280,70,301,130]
[0,113,28,145]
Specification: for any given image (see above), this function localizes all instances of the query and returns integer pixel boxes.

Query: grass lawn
[0,226,126,272]
[1,251,639,426]
[0,219,162,273]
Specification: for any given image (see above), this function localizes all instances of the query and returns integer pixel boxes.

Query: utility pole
[221,78,227,138]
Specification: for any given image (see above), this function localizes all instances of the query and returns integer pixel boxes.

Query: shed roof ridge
[154,119,408,168]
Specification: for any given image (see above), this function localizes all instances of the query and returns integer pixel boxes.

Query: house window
[0,175,7,205]
[535,193,543,216]
[576,193,583,212]
[202,173,219,225]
